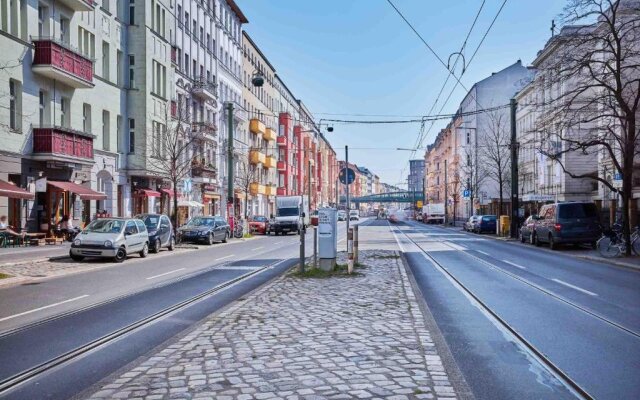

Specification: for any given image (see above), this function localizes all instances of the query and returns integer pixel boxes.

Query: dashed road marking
[146,268,186,280]
[502,260,527,270]
[552,279,597,296]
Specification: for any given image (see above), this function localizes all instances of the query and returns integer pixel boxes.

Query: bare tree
[234,155,260,222]
[449,162,462,223]
[480,110,511,215]
[147,94,200,227]
[460,144,487,215]
[538,0,640,254]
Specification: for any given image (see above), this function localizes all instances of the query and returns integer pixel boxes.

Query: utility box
[318,208,337,271]
[499,215,510,236]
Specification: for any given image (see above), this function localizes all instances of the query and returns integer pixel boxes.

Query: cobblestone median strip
[85,250,457,400]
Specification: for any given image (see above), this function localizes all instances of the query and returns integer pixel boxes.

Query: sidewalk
[0,243,71,265]
[83,226,459,400]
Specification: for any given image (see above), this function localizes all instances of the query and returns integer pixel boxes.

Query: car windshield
[277,208,299,217]
[186,217,215,226]
[350,211,358,215]
[558,203,598,219]
[85,219,125,233]
[252,216,267,222]
[139,215,159,229]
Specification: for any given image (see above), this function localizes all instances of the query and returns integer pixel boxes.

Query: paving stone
[83,249,456,400]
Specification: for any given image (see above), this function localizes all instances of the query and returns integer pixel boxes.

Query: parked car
[474,215,497,234]
[519,215,538,244]
[532,202,601,250]
[349,210,360,221]
[178,216,230,245]
[136,213,175,253]
[463,216,480,232]
[248,215,269,235]
[70,217,149,263]
[337,210,347,221]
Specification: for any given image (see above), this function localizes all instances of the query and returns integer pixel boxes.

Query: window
[185,12,189,30]
[38,5,47,37]
[82,103,91,133]
[102,0,109,12]
[102,41,110,80]
[9,80,21,131]
[39,90,46,127]
[116,50,123,85]
[60,16,69,43]
[129,0,135,25]
[60,97,69,127]
[102,110,110,151]
[184,53,189,76]
[128,55,135,88]
[128,119,135,153]
[117,115,122,153]
[125,220,138,234]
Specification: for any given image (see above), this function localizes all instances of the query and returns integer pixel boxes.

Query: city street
[0,220,361,400]
[393,220,640,400]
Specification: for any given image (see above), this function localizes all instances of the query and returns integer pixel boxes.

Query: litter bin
[499,215,510,236]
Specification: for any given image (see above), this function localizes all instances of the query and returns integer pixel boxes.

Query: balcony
[192,121,217,138]
[277,160,287,171]
[32,126,94,163]
[192,76,217,101]
[264,155,277,169]
[249,182,266,196]
[277,135,289,148]
[249,149,266,165]
[263,127,276,142]
[250,119,265,135]
[265,185,277,196]
[277,187,287,196]
[191,159,217,182]
[32,38,94,88]
[57,0,95,12]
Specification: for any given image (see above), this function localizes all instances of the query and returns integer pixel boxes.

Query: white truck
[422,203,445,224]
[270,195,310,235]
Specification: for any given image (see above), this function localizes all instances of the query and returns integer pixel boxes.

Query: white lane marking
[552,279,597,296]
[215,255,234,261]
[216,266,261,270]
[502,260,527,270]
[0,295,90,322]
[477,250,490,256]
[273,241,282,245]
[146,268,186,280]
[252,246,264,251]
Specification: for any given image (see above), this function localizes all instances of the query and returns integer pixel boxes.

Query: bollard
[347,227,354,274]
[299,222,305,273]
[313,226,318,269]
[354,224,359,265]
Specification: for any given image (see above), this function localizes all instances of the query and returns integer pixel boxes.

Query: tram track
[391,222,596,400]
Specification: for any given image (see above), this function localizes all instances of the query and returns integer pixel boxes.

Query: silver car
[70,218,150,263]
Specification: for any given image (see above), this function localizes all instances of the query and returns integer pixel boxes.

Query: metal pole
[226,102,234,219]
[300,194,305,273]
[444,158,448,225]
[510,98,519,238]
[345,146,350,251]
[313,226,317,269]
[308,160,312,211]
[354,224,359,264]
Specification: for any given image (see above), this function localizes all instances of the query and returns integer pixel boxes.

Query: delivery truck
[422,203,445,224]
[269,195,310,235]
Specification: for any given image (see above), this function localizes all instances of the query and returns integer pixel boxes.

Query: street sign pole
[510,98,519,238]
[345,145,350,251]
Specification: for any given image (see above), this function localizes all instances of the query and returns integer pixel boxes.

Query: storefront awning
[160,188,174,197]
[178,200,204,207]
[0,179,34,200]
[203,192,220,200]
[135,188,161,197]
[48,180,107,200]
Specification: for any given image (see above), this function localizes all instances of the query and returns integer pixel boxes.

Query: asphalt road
[0,219,363,399]
[395,220,640,400]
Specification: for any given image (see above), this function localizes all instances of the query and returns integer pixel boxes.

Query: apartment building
[274,74,299,197]
[408,159,424,195]
[317,133,337,207]
[242,31,276,217]
[0,0,129,230]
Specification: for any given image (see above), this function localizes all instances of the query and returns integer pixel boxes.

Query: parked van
[533,202,601,250]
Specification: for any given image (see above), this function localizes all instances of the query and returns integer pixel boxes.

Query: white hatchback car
[349,210,360,221]
[70,218,150,263]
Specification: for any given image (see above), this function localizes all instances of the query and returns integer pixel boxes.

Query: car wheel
[114,247,127,263]
[222,231,228,243]
[168,236,175,251]
[152,238,161,253]
[207,233,214,245]
[549,235,557,250]
[140,243,149,258]
[70,252,84,262]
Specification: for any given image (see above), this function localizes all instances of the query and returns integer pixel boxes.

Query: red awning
[48,181,107,200]
[0,179,34,200]
[160,188,174,197]
[135,188,161,197]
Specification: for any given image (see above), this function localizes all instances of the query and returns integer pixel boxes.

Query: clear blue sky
[235,0,566,187]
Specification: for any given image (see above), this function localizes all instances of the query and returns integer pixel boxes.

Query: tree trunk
[622,151,633,256]
[172,180,179,229]
[498,180,504,217]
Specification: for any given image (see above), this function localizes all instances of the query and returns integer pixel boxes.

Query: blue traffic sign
[463,189,471,198]
[339,168,356,185]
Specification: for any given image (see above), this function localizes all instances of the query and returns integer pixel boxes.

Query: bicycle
[597,224,640,257]
[233,219,244,239]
